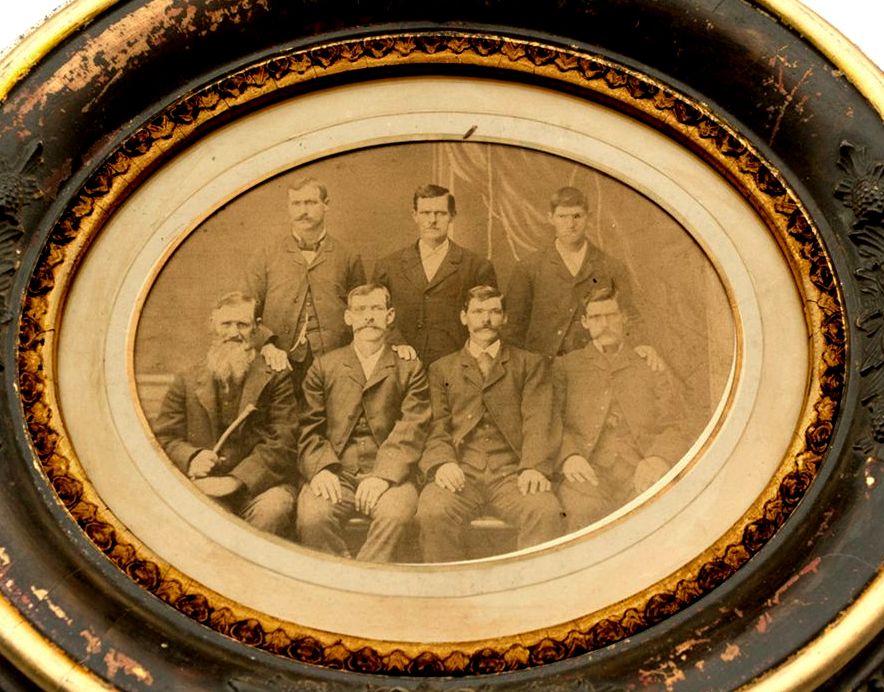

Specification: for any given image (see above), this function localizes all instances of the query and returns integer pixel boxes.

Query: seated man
[153,292,299,536]
[416,285,565,563]
[554,286,690,532]
[297,283,431,562]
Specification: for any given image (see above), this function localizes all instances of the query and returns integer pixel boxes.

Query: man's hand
[391,344,418,361]
[192,475,243,499]
[188,450,221,479]
[261,343,292,372]
[634,344,664,372]
[518,469,552,495]
[355,477,390,515]
[633,456,670,493]
[310,469,343,504]
[562,455,599,486]
[434,462,466,493]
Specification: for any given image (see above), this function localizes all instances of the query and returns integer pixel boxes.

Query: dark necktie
[297,237,322,252]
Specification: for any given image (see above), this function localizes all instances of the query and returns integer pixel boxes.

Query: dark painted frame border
[0,1,881,689]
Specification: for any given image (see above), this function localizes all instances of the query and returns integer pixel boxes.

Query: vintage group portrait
[133,140,735,564]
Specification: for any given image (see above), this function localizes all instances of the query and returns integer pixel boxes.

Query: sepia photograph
[133,141,735,563]
[2,0,873,685]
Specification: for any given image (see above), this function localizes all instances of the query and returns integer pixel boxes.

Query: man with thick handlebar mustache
[296,283,431,562]
[242,177,366,395]
[416,285,564,562]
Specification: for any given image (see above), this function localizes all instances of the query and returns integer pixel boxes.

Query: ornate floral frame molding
[15,32,844,676]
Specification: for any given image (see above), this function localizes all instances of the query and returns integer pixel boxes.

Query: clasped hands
[433,462,551,495]
[309,469,390,514]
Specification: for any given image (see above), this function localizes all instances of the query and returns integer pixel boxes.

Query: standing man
[554,287,689,532]
[373,184,497,365]
[297,284,431,562]
[243,177,366,390]
[416,285,564,562]
[506,186,650,359]
[153,292,299,536]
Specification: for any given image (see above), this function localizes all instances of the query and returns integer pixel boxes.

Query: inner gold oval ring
[17,32,844,674]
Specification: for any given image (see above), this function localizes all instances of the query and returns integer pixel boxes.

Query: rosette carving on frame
[0,140,41,322]
[835,141,884,454]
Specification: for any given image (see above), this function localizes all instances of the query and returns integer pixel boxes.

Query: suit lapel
[426,241,462,291]
[194,369,221,441]
[458,347,484,390]
[399,244,429,291]
[483,344,509,390]
[308,234,333,271]
[284,233,308,267]
[363,346,396,391]
[546,245,575,283]
[341,346,367,387]
[574,241,601,284]
[238,359,272,414]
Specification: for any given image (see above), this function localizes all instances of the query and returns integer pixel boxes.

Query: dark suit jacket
[299,344,431,484]
[372,240,497,364]
[243,233,366,356]
[506,241,642,357]
[420,343,557,478]
[153,359,300,497]
[552,344,689,466]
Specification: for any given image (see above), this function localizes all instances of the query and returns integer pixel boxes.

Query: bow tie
[297,238,322,252]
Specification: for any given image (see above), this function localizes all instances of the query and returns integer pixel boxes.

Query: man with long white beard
[153,292,300,536]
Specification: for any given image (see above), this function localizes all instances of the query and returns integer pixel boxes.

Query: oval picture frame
[0,1,882,690]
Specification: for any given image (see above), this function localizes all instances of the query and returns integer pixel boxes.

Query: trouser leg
[557,478,617,533]
[416,477,483,563]
[356,483,419,563]
[239,484,297,538]
[490,473,565,550]
[296,482,354,557]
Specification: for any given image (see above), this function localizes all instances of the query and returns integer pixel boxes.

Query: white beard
[206,339,256,387]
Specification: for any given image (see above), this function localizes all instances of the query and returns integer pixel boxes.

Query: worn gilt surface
[16,33,845,677]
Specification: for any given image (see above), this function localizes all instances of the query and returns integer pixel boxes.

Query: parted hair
[289,176,329,202]
[212,291,258,318]
[413,183,457,216]
[581,284,619,310]
[549,186,588,212]
[347,283,392,309]
[462,285,506,312]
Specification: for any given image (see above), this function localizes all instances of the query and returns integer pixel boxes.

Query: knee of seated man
[296,486,338,526]
[373,486,418,524]
[519,489,563,518]
[243,485,296,524]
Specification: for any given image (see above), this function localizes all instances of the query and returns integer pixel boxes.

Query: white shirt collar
[467,338,501,360]
[592,340,624,357]
[352,342,386,379]
[291,229,327,245]
[554,238,588,277]
[418,238,450,282]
